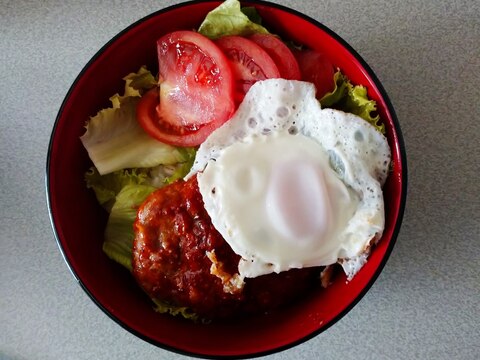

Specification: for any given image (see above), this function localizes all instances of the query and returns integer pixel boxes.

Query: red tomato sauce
[133,175,319,320]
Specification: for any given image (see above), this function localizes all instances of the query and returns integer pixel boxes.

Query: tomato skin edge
[248,33,301,81]
[136,88,230,147]
[293,49,335,99]
[215,35,281,103]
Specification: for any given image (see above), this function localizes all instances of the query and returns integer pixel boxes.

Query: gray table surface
[1,0,479,359]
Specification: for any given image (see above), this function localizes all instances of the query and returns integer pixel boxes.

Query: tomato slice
[294,49,335,98]
[137,31,235,147]
[248,34,301,80]
[137,88,226,147]
[215,35,280,103]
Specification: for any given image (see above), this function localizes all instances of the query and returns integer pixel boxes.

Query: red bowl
[46,0,407,358]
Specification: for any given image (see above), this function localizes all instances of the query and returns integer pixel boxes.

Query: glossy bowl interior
[47,0,407,358]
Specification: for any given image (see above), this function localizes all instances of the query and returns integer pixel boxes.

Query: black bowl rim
[45,0,408,358]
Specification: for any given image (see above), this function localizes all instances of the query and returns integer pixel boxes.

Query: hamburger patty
[132,175,318,319]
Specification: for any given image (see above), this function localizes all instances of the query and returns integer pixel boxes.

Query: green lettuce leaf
[240,6,263,25]
[151,298,199,322]
[198,0,269,39]
[85,167,150,211]
[162,147,196,185]
[102,184,157,272]
[343,85,384,133]
[320,71,385,134]
[318,71,349,108]
[111,66,157,107]
[124,67,157,94]
[85,147,195,211]
[80,67,188,175]
[80,96,184,174]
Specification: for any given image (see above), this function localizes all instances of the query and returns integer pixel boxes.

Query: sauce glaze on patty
[132,175,318,320]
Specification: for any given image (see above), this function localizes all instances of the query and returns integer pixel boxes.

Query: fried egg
[187,79,391,280]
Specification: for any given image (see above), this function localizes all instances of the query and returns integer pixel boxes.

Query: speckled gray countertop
[1,0,479,359]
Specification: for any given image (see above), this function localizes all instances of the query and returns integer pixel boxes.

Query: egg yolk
[265,159,332,243]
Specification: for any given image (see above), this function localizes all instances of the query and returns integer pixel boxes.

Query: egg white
[187,79,391,280]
